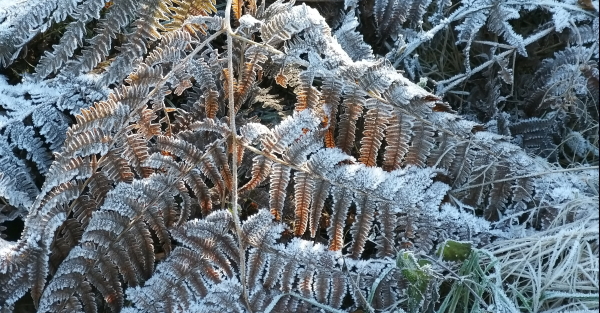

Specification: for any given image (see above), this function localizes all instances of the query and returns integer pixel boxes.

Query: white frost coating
[550,186,581,203]
[0,0,84,66]
[439,203,491,234]
[419,181,451,212]
[97,183,143,218]
[393,167,437,205]
[565,129,600,157]
[551,7,572,32]
[270,109,321,153]
[307,148,355,178]
[284,130,323,165]
[336,165,386,191]
[238,14,263,31]
[0,173,32,209]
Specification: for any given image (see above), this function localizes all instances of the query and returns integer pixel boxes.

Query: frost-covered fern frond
[0,0,86,67]
[0,0,219,84]
[383,0,598,91]
[0,74,108,210]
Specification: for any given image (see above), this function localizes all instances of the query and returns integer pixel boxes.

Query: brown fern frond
[329,271,346,308]
[235,53,267,112]
[260,7,303,46]
[155,136,204,165]
[295,72,321,112]
[404,120,435,168]
[269,163,291,220]
[40,156,94,199]
[235,138,245,167]
[398,209,415,243]
[314,270,331,305]
[122,133,153,178]
[324,127,336,148]
[71,195,97,229]
[175,180,192,224]
[512,176,533,203]
[205,89,220,119]
[171,217,235,278]
[293,171,315,236]
[62,128,111,158]
[232,0,243,20]
[208,142,233,192]
[262,251,285,289]
[462,152,495,207]
[91,211,149,286]
[383,112,413,171]
[280,259,298,293]
[246,0,257,16]
[98,150,135,183]
[485,161,512,221]
[359,101,390,166]
[336,84,366,154]
[239,155,273,193]
[448,141,473,187]
[222,68,238,102]
[246,246,267,290]
[373,0,412,39]
[29,245,50,306]
[350,194,376,258]
[38,181,81,212]
[320,78,341,148]
[275,70,288,87]
[135,108,162,138]
[199,153,226,196]
[173,79,193,96]
[70,99,125,135]
[188,118,231,137]
[49,219,83,274]
[88,171,112,203]
[328,187,353,251]
[184,168,213,216]
[164,0,217,32]
[310,180,331,238]
[427,133,457,169]
[375,202,397,258]
[122,63,164,95]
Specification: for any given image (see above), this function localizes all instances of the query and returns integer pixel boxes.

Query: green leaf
[437,240,472,262]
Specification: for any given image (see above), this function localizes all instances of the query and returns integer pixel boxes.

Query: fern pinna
[0,0,597,312]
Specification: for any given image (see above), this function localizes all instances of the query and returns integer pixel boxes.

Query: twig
[393,5,493,67]
[224,0,252,310]
[436,27,554,95]
[263,292,347,313]
[451,166,599,193]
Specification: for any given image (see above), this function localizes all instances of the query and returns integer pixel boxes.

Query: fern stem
[451,166,599,193]
[225,0,251,310]
[230,32,283,56]
[263,292,347,313]
[510,1,597,17]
